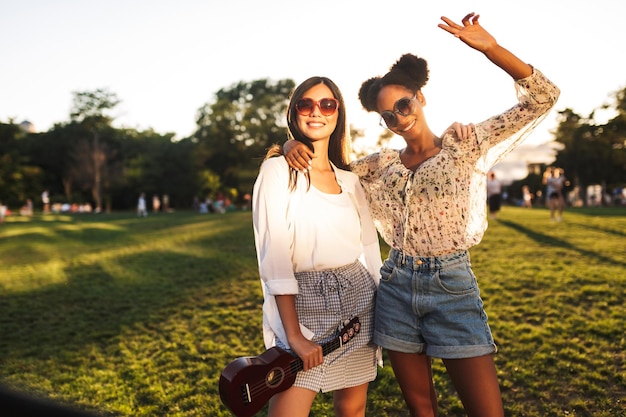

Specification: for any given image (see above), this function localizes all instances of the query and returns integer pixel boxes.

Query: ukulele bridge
[242,383,251,405]
[240,366,286,405]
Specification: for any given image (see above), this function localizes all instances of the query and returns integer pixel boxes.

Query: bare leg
[333,383,369,417]
[388,350,437,417]
[442,355,504,417]
[548,198,556,220]
[557,196,565,220]
[268,386,317,417]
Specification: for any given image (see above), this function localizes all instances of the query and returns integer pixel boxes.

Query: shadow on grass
[497,219,626,268]
[574,222,626,239]
[1,252,221,355]
[0,212,217,267]
[570,207,626,217]
[0,212,259,363]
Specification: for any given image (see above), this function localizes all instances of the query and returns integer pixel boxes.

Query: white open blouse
[253,156,382,349]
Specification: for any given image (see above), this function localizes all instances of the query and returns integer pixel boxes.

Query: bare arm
[438,13,532,80]
[283,140,315,172]
[274,295,323,371]
[284,122,473,171]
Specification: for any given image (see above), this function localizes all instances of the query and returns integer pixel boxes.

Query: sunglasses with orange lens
[295,98,339,117]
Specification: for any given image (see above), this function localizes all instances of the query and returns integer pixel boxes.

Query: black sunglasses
[379,93,417,129]
[295,98,339,117]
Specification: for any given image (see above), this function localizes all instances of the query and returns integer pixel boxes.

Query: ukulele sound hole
[265,367,285,388]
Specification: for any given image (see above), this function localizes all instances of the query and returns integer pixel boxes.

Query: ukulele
[219,316,361,417]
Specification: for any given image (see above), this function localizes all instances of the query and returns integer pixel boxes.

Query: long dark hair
[265,76,350,190]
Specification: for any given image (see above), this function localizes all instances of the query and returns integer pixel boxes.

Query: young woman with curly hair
[285,13,560,417]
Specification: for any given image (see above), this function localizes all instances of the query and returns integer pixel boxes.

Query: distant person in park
[137,193,147,217]
[487,171,503,219]
[544,167,567,221]
[0,199,6,223]
[252,76,383,417]
[41,190,50,214]
[152,194,160,213]
[20,199,34,216]
[542,166,553,207]
[162,194,169,212]
[284,12,560,416]
[522,185,533,208]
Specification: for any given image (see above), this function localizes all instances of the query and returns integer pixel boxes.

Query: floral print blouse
[350,68,560,257]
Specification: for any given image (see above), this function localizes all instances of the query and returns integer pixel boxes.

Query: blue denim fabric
[373,249,497,359]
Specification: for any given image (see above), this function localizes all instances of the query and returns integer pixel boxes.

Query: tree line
[1,80,624,213]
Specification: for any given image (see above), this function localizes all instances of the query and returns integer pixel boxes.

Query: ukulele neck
[291,333,344,373]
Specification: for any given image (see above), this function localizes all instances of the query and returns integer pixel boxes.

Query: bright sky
[2,0,625,182]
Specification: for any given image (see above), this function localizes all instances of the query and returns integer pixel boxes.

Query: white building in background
[19,120,36,133]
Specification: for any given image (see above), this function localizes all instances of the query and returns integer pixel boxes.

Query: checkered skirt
[275,260,378,392]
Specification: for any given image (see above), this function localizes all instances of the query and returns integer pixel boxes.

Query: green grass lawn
[0,207,624,416]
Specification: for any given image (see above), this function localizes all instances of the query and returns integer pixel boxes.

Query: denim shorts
[373,249,497,359]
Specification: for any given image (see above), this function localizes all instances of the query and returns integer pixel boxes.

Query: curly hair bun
[358,53,430,113]
[388,54,429,90]
[358,77,381,112]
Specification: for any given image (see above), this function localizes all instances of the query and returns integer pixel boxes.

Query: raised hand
[438,12,532,80]
[438,13,497,54]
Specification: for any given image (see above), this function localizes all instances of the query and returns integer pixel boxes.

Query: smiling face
[377,85,426,137]
[296,83,338,142]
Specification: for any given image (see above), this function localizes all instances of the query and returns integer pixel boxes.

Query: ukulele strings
[244,358,299,398]
[243,319,359,400]
[245,334,345,398]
